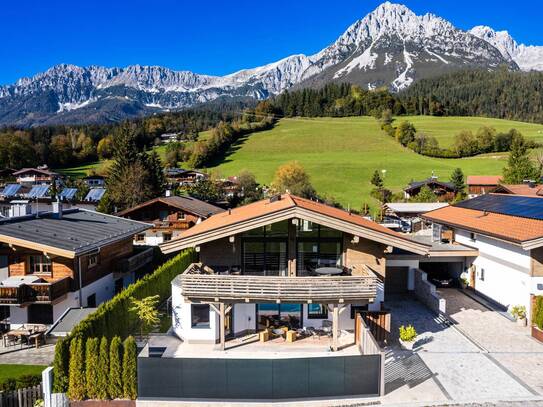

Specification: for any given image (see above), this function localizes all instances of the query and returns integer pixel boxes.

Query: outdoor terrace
[0,277,71,305]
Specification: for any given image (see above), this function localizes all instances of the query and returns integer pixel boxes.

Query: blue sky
[1,0,541,85]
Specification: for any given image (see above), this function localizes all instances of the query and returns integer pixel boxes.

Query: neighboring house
[13,168,58,186]
[220,176,241,198]
[0,202,151,327]
[165,169,208,187]
[467,175,502,197]
[423,194,543,316]
[136,194,476,400]
[494,183,543,197]
[83,175,105,187]
[403,176,457,201]
[84,188,106,203]
[160,133,180,144]
[117,195,224,246]
[382,202,449,233]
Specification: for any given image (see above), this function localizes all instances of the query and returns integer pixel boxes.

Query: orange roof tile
[466,176,502,186]
[423,205,543,243]
[495,185,543,197]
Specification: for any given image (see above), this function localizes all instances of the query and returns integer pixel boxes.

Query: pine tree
[449,168,466,198]
[108,336,123,399]
[96,337,109,400]
[370,170,384,189]
[503,134,541,184]
[411,185,437,203]
[144,151,166,197]
[67,338,86,401]
[85,338,99,399]
[52,337,69,393]
[122,336,138,400]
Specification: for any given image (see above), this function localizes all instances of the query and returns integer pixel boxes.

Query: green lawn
[207,117,514,209]
[402,116,543,148]
[55,161,109,178]
[0,364,46,382]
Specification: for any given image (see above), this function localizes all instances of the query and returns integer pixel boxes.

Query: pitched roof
[467,176,502,186]
[160,194,430,255]
[423,196,543,248]
[13,168,58,177]
[494,184,543,197]
[404,177,456,192]
[0,209,151,258]
[117,195,224,218]
[384,203,449,214]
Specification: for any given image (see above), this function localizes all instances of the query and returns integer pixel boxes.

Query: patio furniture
[286,330,297,343]
[259,329,270,343]
[314,267,343,276]
[28,332,45,349]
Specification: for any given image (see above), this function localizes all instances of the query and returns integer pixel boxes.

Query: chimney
[52,200,63,219]
[165,189,172,197]
[9,200,31,218]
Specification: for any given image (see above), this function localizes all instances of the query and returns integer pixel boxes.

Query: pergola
[173,263,379,351]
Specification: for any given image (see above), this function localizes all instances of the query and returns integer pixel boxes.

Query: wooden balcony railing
[116,247,154,274]
[174,263,378,304]
[0,277,71,305]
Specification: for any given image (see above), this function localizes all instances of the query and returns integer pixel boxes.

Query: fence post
[0,390,3,407]
[42,366,53,407]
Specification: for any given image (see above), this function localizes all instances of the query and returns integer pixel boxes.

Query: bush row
[533,296,543,330]
[0,375,42,392]
[53,250,195,394]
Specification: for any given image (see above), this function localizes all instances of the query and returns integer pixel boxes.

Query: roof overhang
[161,206,430,256]
[0,235,76,258]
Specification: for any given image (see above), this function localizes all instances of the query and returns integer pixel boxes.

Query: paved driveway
[439,289,543,395]
[382,294,542,405]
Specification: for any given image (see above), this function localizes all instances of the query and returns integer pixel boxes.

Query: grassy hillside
[402,116,543,148]
[208,117,515,208]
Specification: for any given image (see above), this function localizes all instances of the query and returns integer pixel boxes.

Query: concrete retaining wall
[414,268,446,314]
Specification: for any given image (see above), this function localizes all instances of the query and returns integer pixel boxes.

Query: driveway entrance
[383,293,543,404]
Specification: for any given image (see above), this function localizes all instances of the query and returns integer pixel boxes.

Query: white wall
[135,230,183,246]
[172,284,218,343]
[455,229,533,311]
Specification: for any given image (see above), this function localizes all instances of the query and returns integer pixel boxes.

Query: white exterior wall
[135,230,184,246]
[455,229,534,311]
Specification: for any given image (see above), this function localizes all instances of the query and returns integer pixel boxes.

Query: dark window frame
[307,303,328,319]
[191,304,211,329]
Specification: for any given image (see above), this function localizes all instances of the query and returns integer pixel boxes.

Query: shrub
[52,337,69,393]
[122,336,138,399]
[533,296,543,329]
[0,375,41,392]
[399,325,417,342]
[510,305,527,320]
[96,337,109,400]
[67,338,86,401]
[85,338,99,399]
[108,336,123,399]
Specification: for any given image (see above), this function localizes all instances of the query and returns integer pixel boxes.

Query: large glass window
[257,304,302,330]
[242,221,288,276]
[296,222,342,276]
[308,304,328,319]
[191,304,210,328]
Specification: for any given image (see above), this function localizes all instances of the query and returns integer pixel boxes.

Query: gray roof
[117,195,224,218]
[0,208,151,256]
[385,203,449,214]
[47,307,97,336]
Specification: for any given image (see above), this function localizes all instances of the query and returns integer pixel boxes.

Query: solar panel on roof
[27,185,50,198]
[59,188,78,200]
[84,188,105,202]
[1,184,22,197]
[456,194,543,221]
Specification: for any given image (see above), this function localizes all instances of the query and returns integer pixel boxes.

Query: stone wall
[414,268,446,314]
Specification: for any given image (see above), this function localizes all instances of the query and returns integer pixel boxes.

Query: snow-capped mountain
[0,2,539,127]
[469,26,543,72]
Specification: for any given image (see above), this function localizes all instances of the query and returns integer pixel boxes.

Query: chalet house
[117,196,224,246]
[382,202,448,233]
[82,175,105,187]
[403,176,456,201]
[494,183,543,197]
[423,194,543,316]
[13,168,58,186]
[467,175,502,197]
[165,169,208,187]
[0,203,151,327]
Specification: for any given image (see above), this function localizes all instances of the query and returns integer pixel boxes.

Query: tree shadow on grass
[205,133,252,168]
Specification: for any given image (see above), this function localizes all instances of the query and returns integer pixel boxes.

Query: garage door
[385,267,409,294]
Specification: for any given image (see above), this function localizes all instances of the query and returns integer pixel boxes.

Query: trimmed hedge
[56,250,194,399]
[69,250,194,340]
[533,296,543,330]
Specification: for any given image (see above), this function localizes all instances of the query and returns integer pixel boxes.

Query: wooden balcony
[0,277,71,305]
[174,263,378,304]
[116,247,154,274]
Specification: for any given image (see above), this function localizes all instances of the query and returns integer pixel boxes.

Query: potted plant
[459,277,469,289]
[399,324,417,351]
[510,305,527,327]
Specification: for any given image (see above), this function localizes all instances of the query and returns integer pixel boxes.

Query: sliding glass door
[242,221,288,276]
[256,304,302,330]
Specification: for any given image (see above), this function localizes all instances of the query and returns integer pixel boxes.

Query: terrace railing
[175,263,378,303]
[0,277,71,305]
[116,247,154,274]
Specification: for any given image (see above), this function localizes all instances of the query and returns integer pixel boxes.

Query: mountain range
[1,1,542,127]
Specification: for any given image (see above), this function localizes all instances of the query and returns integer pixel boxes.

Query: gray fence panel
[138,354,381,400]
